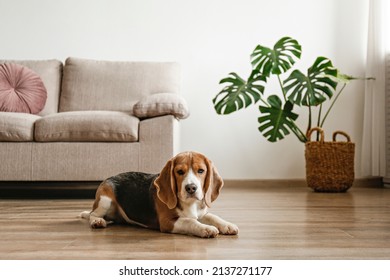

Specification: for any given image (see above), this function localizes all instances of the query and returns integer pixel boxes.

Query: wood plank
[0,184,389,259]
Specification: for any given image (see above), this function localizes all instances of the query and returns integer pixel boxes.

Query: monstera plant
[213,36,366,143]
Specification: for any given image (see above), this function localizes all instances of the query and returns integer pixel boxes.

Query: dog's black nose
[185,183,197,194]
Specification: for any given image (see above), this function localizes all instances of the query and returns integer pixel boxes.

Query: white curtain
[361,0,388,177]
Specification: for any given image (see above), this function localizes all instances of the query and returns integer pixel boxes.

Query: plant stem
[258,96,269,107]
[317,104,322,128]
[307,97,312,135]
[290,122,308,143]
[277,75,287,102]
[320,83,347,127]
[316,104,323,141]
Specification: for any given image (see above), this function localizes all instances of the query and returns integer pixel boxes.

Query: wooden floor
[0,184,389,260]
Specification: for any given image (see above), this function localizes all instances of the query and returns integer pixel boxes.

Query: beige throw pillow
[133,93,189,119]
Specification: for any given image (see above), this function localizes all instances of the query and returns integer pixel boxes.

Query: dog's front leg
[171,217,219,238]
[199,213,239,235]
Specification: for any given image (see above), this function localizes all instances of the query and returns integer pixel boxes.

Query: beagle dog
[80,151,238,238]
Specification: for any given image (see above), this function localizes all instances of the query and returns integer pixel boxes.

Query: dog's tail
[79,211,91,219]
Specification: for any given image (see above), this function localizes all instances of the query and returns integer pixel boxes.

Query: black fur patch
[107,172,159,229]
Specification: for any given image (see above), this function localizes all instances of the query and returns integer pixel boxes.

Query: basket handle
[333,131,351,142]
[306,127,325,143]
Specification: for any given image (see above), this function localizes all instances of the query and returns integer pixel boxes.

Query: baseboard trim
[223,176,384,189]
[383,177,390,188]
[0,181,100,199]
[0,177,384,199]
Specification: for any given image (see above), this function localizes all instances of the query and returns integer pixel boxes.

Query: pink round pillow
[0,63,47,114]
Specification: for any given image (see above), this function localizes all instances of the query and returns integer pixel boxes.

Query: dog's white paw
[219,222,239,235]
[79,211,90,219]
[90,218,107,229]
[199,225,219,238]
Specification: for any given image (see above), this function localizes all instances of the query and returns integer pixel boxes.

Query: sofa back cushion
[59,57,181,113]
[0,59,62,116]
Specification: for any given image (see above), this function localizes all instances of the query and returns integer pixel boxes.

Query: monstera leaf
[284,56,338,106]
[250,37,302,77]
[213,70,267,115]
[258,95,299,142]
[212,36,363,143]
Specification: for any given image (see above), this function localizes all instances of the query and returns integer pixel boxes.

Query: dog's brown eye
[177,170,185,175]
[198,169,204,174]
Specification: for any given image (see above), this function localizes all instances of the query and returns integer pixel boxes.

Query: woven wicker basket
[305,127,355,192]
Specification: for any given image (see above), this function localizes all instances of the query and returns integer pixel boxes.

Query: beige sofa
[0,57,188,181]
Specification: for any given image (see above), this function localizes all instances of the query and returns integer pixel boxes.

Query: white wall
[0,0,369,179]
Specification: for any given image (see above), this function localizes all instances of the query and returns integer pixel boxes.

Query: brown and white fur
[80,151,238,238]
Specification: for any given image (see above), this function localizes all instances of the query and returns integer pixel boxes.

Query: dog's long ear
[203,156,223,208]
[154,159,177,209]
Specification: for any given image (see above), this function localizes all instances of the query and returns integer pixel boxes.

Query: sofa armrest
[133,93,189,120]
[139,115,180,173]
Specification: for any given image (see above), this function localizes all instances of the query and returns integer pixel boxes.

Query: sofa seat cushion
[34,111,139,142]
[0,112,41,141]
